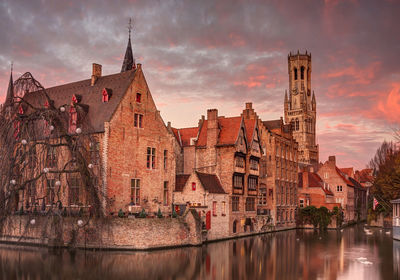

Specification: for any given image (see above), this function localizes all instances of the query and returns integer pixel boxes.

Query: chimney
[302,171,309,188]
[328,156,336,166]
[91,63,102,86]
[246,102,252,109]
[207,109,218,147]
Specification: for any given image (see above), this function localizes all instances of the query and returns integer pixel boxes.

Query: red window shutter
[192,182,196,191]
[206,211,211,230]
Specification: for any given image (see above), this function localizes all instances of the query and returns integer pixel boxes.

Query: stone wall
[0,210,202,250]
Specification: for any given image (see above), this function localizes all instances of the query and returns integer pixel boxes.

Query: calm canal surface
[0,224,399,280]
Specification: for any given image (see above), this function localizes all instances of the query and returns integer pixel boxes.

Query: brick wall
[0,211,202,250]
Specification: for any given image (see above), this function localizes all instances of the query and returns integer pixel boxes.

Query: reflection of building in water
[394,241,400,279]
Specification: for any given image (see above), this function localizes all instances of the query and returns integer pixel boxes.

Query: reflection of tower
[394,241,400,279]
[284,52,319,165]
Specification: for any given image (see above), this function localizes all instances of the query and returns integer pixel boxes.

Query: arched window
[290,120,295,131]
[301,66,305,80]
[294,68,298,80]
[295,118,299,131]
[233,220,237,233]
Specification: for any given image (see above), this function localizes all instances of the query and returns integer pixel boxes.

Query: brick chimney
[328,155,336,167]
[207,109,219,147]
[91,63,102,86]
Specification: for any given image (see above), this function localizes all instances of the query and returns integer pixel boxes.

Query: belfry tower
[284,51,318,165]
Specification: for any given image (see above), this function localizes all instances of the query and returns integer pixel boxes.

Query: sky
[0,0,399,170]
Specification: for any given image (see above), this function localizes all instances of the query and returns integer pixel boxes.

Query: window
[163,181,168,206]
[222,201,226,216]
[301,66,305,80]
[245,197,255,211]
[163,150,168,170]
[102,88,111,102]
[46,146,57,168]
[324,172,329,179]
[192,182,196,191]
[295,118,299,131]
[46,179,56,204]
[232,197,239,212]
[300,199,304,208]
[136,93,142,103]
[146,147,156,169]
[131,179,140,205]
[134,113,143,128]
[294,67,298,80]
[258,187,267,205]
[248,176,258,191]
[250,159,259,170]
[235,156,245,168]
[337,185,343,192]
[233,174,244,189]
[69,177,80,205]
[212,201,217,216]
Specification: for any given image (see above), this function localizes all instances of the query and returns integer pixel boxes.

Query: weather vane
[128,18,133,38]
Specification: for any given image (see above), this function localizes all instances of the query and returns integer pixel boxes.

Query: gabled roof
[23,70,137,133]
[299,171,333,195]
[262,119,281,130]
[349,177,363,190]
[355,168,374,183]
[195,172,226,194]
[172,127,199,147]
[244,119,256,145]
[335,167,355,187]
[196,116,243,147]
[175,174,190,192]
[340,167,354,178]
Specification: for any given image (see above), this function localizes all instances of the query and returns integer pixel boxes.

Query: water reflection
[0,225,395,280]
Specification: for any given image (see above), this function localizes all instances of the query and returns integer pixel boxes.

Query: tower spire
[121,18,135,73]
[4,63,14,108]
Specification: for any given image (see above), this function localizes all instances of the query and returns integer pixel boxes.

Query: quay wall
[0,210,202,250]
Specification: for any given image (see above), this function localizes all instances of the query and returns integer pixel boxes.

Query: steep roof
[340,167,354,178]
[196,116,242,147]
[4,71,14,108]
[196,172,226,194]
[349,177,363,190]
[121,35,135,72]
[23,69,137,133]
[244,119,256,145]
[355,168,374,183]
[175,174,190,192]
[336,167,355,187]
[173,127,199,147]
[299,171,333,195]
[262,119,281,130]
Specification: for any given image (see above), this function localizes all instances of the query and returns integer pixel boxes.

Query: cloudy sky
[0,0,399,169]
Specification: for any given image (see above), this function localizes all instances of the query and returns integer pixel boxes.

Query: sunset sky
[0,0,399,169]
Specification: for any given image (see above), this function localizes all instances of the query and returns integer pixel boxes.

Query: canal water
[0,224,398,280]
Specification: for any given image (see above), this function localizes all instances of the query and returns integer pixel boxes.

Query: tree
[369,140,400,205]
[0,72,105,238]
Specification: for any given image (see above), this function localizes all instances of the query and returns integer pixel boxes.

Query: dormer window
[69,107,78,134]
[136,93,142,103]
[102,88,112,103]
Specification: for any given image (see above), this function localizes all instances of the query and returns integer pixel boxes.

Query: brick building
[240,103,299,228]
[172,108,262,235]
[10,34,178,216]
[173,172,229,240]
[298,170,340,210]
[317,156,358,222]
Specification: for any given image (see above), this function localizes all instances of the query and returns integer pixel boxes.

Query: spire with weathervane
[121,18,136,72]
[4,63,14,108]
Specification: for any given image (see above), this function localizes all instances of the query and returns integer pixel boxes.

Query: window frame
[131,179,140,205]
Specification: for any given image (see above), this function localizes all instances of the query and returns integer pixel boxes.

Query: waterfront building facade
[392,198,400,241]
